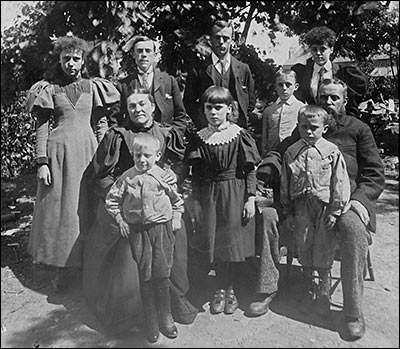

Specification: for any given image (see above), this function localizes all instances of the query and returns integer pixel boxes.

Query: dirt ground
[1,160,399,348]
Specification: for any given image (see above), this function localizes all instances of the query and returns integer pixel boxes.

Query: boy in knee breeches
[281,105,351,316]
[105,133,184,342]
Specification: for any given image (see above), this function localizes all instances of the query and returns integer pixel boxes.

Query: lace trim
[198,123,241,145]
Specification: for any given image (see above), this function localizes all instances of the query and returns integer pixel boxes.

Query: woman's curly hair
[52,35,92,59]
[44,34,92,81]
[303,26,336,48]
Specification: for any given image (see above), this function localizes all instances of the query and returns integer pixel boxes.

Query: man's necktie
[318,67,326,90]
[219,60,226,75]
[141,72,149,90]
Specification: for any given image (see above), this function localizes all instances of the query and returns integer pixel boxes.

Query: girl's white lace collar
[197,122,241,145]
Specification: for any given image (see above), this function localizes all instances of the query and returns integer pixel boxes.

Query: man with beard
[249,78,384,342]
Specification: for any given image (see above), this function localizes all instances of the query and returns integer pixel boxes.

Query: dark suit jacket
[257,114,385,233]
[291,58,368,117]
[109,68,189,136]
[183,55,255,130]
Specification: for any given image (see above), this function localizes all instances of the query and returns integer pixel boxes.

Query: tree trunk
[240,3,256,45]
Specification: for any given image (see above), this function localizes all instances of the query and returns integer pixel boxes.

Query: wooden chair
[284,242,375,305]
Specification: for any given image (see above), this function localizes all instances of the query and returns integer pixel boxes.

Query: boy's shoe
[299,290,314,313]
[314,294,331,317]
[224,289,239,314]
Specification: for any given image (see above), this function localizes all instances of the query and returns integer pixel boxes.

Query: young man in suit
[109,36,189,137]
[183,20,255,130]
[291,26,368,118]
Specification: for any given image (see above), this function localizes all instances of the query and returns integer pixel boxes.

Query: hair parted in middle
[126,88,155,104]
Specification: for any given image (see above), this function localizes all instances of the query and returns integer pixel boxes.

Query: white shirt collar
[138,66,154,75]
[276,95,297,106]
[313,60,332,73]
[211,52,231,67]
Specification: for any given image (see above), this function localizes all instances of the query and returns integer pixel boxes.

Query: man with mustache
[251,77,384,342]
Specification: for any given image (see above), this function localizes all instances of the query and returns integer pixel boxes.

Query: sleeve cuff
[36,157,48,165]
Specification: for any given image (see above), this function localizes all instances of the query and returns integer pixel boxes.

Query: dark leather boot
[156,286,178,339]
[247,292,276,317]
[51,267,70,293]
[344,315,366,341]
[141,283,160,343]
[315,268,331,317]
[299,267,314,313]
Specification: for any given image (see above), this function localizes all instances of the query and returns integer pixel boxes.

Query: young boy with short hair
[281,105,351,316]
[261,69,305,157]
[105,133,184,343]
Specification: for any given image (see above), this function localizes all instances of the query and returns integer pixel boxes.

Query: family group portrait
[1,1,399,348]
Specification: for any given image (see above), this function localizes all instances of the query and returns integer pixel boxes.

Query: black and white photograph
[1,1,398,347]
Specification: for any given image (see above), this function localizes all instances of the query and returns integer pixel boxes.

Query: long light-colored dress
[26,77,120,267]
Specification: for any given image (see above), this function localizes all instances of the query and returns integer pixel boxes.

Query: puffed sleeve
[25,80,54,165]
[164,127,189,185]
[238,129,262,170]
[238,129,262,196]
[165,127,186,161]
[183,133,202,164]
[91,77,120,108]
[25,80,54,112]
[91,78,121,142]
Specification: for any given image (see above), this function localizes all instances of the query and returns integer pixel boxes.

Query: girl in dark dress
[185,86,261,314]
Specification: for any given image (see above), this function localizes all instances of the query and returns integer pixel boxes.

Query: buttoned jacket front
[281,137,350,217]
[105,165,184,225]
[109,68,188,136]
[258,114,385,233]
[183,55,255,130]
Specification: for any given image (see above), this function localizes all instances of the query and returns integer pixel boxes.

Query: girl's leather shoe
[224,289,239,314]
[211,289,226,314]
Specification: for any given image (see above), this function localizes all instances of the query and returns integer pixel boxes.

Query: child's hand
[37,164,51,186]
[324,214,337,230]
[193,200,202,223]
[172,218,182,232]
[118,219,130,238]
[242,197,256,221]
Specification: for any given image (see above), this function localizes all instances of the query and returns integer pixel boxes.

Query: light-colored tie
[141,72,149,90]
[219,60,226,75]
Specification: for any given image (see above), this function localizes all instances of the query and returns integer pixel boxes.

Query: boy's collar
[276,95,297,106]
[313,60,332,73]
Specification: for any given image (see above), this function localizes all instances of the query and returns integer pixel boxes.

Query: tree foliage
[1,1,398,177]
[2,1,398,105]
[1,91,35,178]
